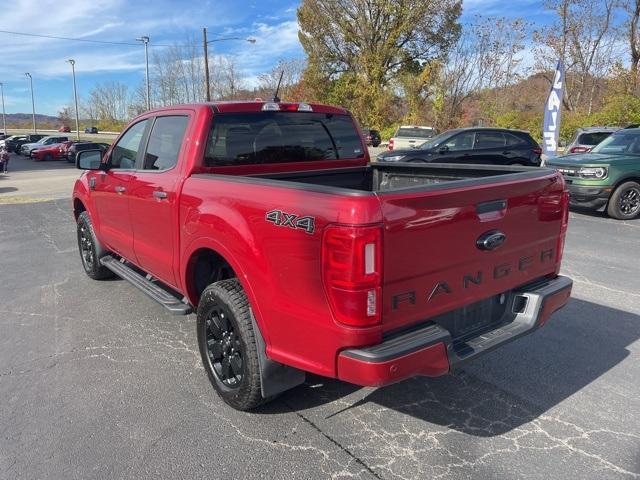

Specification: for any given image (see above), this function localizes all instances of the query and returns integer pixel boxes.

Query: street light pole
[136,36,151,110]
[24,73,36,134]
[0,82,6,134]
[67,59,81,140]
[201,29,256,102]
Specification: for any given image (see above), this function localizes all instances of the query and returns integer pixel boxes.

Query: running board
[100,256,193,315]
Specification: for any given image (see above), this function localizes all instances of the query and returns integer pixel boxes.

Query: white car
[388,125,436,150]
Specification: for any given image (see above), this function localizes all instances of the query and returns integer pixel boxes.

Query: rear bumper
[568,184,611,209]
[337,275,572,387]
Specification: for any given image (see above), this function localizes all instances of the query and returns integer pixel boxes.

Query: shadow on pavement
[258,297,639,437]
[0,186,18,193]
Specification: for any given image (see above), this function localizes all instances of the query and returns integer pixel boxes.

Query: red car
[31,144,65,161]
[72,101,572,410]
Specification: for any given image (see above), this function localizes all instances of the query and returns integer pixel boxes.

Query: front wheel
[76,211,114,279]
[197,279,264,410]
[607,181,640,220]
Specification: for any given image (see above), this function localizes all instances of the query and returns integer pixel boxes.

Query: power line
[0,29,141,46]
[0,29,254,48]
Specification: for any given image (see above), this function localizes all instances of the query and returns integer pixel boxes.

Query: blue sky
[0,0,551,116]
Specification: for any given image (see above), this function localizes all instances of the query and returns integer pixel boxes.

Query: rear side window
[577,132,612,146]
[143,116,189,170]
[505,132,531,146]
[205,112,364,166]
[474,132,505,149]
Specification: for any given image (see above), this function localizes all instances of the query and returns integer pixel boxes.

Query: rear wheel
[607,181,640,220]
[197,279,264,410]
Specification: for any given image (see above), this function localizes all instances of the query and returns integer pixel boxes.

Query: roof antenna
[272,70,284,102]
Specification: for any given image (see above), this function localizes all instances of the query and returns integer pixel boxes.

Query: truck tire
[607,181,640,220]
[76,211,114,279]
[197,279,264,410]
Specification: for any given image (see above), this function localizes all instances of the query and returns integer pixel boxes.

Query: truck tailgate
[379,171,567,334]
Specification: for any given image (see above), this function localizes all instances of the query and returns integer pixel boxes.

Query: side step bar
[100,255,193,315]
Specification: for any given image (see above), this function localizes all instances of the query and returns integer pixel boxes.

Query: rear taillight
[322,225,382,327]
[557,190,570,268]
[570,146,589,153]
[532,147,542,155]
[388,138,394,151]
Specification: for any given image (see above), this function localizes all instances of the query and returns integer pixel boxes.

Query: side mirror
[76,149,104,170]
[438,145,449,154]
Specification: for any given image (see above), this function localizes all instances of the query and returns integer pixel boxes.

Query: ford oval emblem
[476,230,507,251]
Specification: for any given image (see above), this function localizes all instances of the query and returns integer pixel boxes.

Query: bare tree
[257,58,306,100]
[533,0,619,112]
[622,0,640,92]
[432,16,528,129]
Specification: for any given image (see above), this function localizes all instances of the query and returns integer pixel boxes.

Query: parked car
[378,127,542,166]
[565,126,619,154]
[547,128,640,219]
[0,134,10,141]
[58,125,71,133]
[21,135,69,156]
[361,128,381,147]
[8,134,45,153]
[84,127,98,134]
[31,144,66,161]
[72,101,571,411]
[0,134,22,149]
[388,125,436,150]
[67,141,109,164]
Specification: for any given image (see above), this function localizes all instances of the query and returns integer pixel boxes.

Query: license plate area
[432,293,516,344]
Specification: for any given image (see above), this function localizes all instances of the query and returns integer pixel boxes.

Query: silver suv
[565,127,619,154]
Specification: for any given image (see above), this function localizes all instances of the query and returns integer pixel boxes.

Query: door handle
[115,185,126,193]
[153,190,168,199]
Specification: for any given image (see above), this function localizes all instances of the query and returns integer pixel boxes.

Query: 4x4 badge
[266,210,315,234]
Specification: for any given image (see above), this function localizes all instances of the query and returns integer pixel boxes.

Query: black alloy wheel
[608,181,640,220]
[203,303,244,388]
[619,186,640,216]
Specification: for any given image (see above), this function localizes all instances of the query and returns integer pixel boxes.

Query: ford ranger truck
[72,101,572,411]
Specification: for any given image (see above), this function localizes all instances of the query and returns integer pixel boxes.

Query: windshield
[591,132,640,155]
[205,112,364,166]
[396,127,435,138]
[419,131,457,150]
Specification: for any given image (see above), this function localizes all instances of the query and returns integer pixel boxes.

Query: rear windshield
[396,127,435,138]
[577,132,612,146]
[205,112,365,166]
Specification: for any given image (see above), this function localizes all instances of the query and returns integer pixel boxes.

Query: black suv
[362,128,381,147]
[377,127,542,166]
[67,141,110,164]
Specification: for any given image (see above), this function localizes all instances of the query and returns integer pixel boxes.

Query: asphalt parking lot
[1,154,639,479]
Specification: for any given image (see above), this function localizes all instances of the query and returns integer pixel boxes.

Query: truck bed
[249,163,552,194]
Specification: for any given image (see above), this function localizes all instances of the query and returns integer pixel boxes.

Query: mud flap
[250,310,306,398]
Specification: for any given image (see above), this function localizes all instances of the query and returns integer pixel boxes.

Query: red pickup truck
[72,101,572,410]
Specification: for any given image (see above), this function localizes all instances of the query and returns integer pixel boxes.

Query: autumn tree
[297,0,462,127]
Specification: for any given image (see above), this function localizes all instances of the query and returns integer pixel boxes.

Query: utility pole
[25,73,36,134]
[0,82,6,134]
[201,30,256,102]
[67,59,81,140]
[203,28,211,102]
[136,35,151,110]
